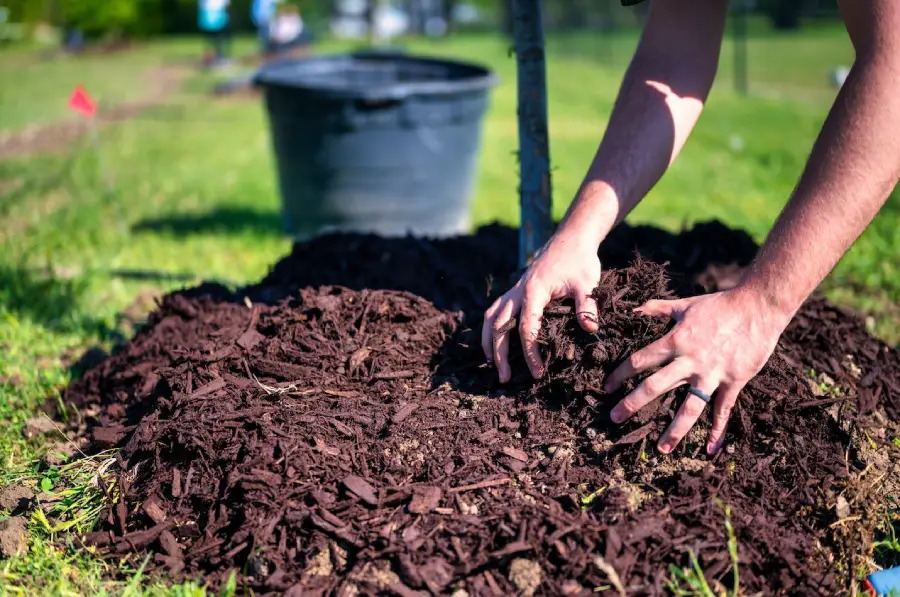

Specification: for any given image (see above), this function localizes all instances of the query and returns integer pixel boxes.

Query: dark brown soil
[63,222,899,596]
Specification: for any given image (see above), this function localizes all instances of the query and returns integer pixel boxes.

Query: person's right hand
[482,232,602,383]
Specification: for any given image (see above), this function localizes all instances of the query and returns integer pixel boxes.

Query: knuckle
[522,278,542,296]
[684,400,706,418]
[641,376,662,397]
[627,352,644,371]
[714,409,732,425]
[617,400,637,416]
[714,401,734,421]
[522,292,544,312]
[670,329,689,350]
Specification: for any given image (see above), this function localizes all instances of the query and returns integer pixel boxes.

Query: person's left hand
[604,287,791,456]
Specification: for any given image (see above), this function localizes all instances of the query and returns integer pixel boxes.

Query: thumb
[635,297,693,320]
[574,284,599,332]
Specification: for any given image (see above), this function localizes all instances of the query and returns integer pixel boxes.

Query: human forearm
[581,0,900,457]
[739,52,900,321]
[482,1,728,381]
[556,0,728,248]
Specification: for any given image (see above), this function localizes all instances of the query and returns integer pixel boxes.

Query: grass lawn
[0,21,897,595]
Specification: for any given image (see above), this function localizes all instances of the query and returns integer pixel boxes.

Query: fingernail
[658,443,672,454]
[707,440,722,455]
[500,368,510,384]
[609,407,624,424]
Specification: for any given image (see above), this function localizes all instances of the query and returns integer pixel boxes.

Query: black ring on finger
[687,386,713,404]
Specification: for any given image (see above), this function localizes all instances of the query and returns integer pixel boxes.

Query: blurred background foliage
[1,0,841,41]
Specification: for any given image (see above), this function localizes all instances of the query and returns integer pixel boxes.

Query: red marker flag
[68,85,97,117]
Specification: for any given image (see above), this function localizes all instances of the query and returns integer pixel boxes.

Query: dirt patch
[62,222,899,595]
[22,416,57,438]
[0,485,33,514]
[0,516,28,558]
[0,66,188,161]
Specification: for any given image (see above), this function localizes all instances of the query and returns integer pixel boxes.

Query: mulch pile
[64,222,899,596]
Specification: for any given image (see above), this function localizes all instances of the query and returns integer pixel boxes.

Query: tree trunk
[368,0,387,45]
[442,0,455,34]
[499,0,513,37]
[764,0,805,30]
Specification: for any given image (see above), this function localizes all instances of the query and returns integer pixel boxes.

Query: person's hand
[482,232,601,383]
[604,287,791,456]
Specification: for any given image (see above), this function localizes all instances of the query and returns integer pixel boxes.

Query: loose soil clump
[64,222,899,595]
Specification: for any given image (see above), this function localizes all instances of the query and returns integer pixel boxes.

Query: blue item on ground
[253,51,498,239]
[866,567,900,596]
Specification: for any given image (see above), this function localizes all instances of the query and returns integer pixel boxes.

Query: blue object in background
[198,0,229,31]
[252,0,276,49]
[252,0,277,26]
[866,567,900,596]
[63,28,85,52]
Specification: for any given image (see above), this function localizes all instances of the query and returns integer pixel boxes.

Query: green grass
[665,501,745,597]
[0,22,897,594]
[874,496,900,571]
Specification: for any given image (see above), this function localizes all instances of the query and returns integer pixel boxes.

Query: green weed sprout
[664,499,744,597]
[3,449,120,537]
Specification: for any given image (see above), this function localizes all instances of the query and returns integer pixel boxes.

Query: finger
[657,379,717,454]
[491,298,518,383]
[573,283,599,333]
[635,297,693,320]
[519,286,551,378]
[604,333,676,393]
[481,297,503,363]
[609,359,691,424]
[707,383,741,455]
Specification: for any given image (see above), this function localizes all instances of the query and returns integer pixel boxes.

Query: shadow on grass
[131,207,282,237]
[108,269,199,283]
[0,265,114,338]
